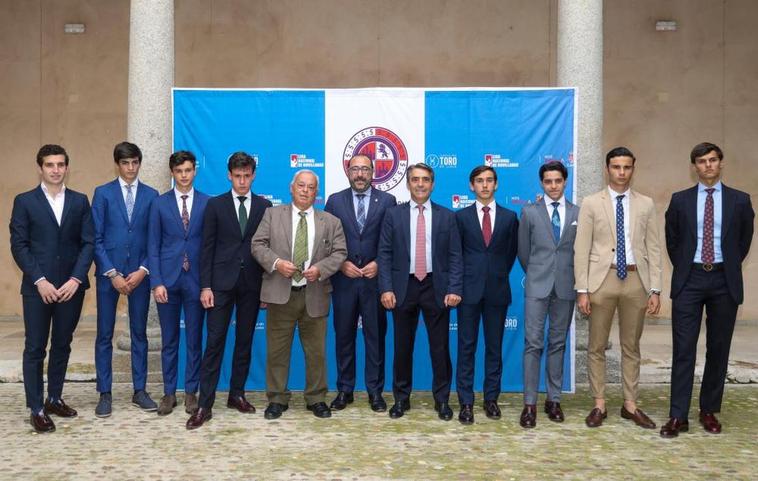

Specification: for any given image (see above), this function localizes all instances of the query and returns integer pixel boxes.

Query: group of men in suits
[10,141,752,437]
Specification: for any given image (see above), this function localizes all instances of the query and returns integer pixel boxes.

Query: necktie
[551,201,561,244]
[181,194,190,271]
[414,205,427,281]
[237,196,248,235]
[356,194,366,233]
[125,184,134,222]
[702,188,715,264]
[292,211,308,282]
[615,195,627,280]
[481,205,492,247]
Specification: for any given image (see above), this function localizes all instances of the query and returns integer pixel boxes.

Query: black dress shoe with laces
[458,404,474,425]
[389,399,411,419]
[307,402,332,418]
[483,400,501,419]
[264,403,289,420]
[434,401,453,421]
[368,394,387,412]
[330,391,354,410]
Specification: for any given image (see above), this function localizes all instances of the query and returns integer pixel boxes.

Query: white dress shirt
[231,189,251,215]
[290,204,316,287]
[543,195,566,236]
[175,188,194,220]
[475,200,497,230]
[608,187,636,265]
[118,177,140,203]
[41,182,65,226]
[409,199,433,274]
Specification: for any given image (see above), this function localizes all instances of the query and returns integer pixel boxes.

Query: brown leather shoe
[157,394,177,416]
[520,404,537,428]
[620,406,656,429]
[185,393,198,415]
[660,417,689,438]
[186,407,212,430]
[585,407,607,428]
[544,401,564,422]
[44,398,77,418]
[227,395,255,413]
[699,411,722,434]
[30,411,56,433]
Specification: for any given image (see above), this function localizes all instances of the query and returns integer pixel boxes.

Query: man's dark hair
[690,142,723,164]
[605,146,636,167]
[539,161,568,181]
[113,141,142,164]
[469,165,497,183]
[406,162,435,182]
[36,144,69,167]
[169,150,196,170]
[227,151,256,173]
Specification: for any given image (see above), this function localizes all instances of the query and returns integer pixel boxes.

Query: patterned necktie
[481,205,492,247]
[237,196,248,235]
[292,211,308,282]
[702,188,716,264]
[551,201,561,244]
[616,194,627,280]
[414,205,427,281]
[125,184,135,222]
[181,194,190,271]
[356,194,366,233]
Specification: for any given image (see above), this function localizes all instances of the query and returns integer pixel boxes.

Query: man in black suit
[9,144,94,433]
[455,165,518,424]
[378,163,463,420]
[661,142,754,437]
[186,152,272,430]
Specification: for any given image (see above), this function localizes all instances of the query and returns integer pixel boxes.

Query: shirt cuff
[273,258,280,271]
[577,289,588,294]
[139,266,150,275]
[103,268,116,278]
[33,277,46,285]
[70,277,82,284]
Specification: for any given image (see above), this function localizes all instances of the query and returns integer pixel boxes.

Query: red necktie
[702,188,715,264]
[482,205,492,247]
[414,205,427,281]
[181,195,190,271]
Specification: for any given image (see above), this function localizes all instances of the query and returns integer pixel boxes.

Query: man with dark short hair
[10,144,94,433]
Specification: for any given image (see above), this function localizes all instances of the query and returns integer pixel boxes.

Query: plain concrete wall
[0,0,755,320]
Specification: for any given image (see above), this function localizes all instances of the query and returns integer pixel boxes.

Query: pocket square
[571,221,578,226]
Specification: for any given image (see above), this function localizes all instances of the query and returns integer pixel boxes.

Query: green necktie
[292,211,308,282]
[237,196,248,235]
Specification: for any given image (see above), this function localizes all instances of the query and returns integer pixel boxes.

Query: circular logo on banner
[343,127,408,192]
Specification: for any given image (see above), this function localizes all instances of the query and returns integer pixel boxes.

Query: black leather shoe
[458,404,474,425]
[434,401,453,421]
[186,407,212,430]
[264,403,288,420]
[307,402,332,418]
[520,404,537,428]
[369,393,387,412]
[389,399,411,419]
[44,398,77,418]
[544,400,565,422]
[483,400,501,420]
[30,411,56,433]
[227,395,256,413]
[329,391,354,410]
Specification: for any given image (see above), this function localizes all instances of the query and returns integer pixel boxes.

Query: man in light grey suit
[252,170,347,420]
[518,161,579,428]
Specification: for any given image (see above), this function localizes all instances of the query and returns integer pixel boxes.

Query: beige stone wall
[1,0,755,319]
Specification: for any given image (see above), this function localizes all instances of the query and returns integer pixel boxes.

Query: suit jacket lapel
[170,192,186,236]
[363,190,381,228]
[224,194,242,239]
[131,183,149,226]
[536,201,557,245]
[34,187,59,227]
[401,203,411,257]
[281,204,293,257]
[312,209,325,260]
[558,202,578,246]
[59,189,73,228]
[685,186,698,241]
[113,180,130,225]
[343,190,360,235]
[721,185,735,239]
[600,190,617,245]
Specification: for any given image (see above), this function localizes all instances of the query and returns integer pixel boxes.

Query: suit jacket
[251,204,347,318]
[92,179,158,278]
[574,188,662,294]
[377,201,463,308]
[324,187,396,291]
[10,186,94,296]
[456,203,519,305]
[147,189,210,290]
[518,199,579,300]
[200,191,272,292]
[665,184,754,304]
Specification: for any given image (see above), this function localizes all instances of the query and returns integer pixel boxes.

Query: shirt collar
[175,187,194,200]
[475,200,496,211]
[352,187,371,198]
[608,186,630,200]
[413,199,432,211]
[119,177,139,189]
[544,195,565,208]
[40,182,66,197]
[292,203,315,216]
[698,181,722,193]
[231,190,251,200]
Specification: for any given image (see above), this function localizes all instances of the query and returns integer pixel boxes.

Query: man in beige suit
[574,147,662,429]
[252,169,347,419]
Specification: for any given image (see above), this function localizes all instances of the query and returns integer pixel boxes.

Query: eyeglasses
[348,166,372,174]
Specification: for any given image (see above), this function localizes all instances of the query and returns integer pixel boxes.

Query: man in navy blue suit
[378,163,463,420]
[92,141,159,417]
[10,144,94,433]
[325,154,396,412]
[455,165,518,425]
[148,151,209,416]
[660,142,754,437]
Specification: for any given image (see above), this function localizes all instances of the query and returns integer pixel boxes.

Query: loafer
[389,399,411,419]
[434,401,453,421]
[330,391,354,411]
[95,392,112,418]
[458,404,474,425]
[44,398,77,418]
[520,404,537,428]
[227,395,256,413]
[132,390,158,412]
[30,411,56,433]
[368,393,387,412]
[264,402,289,420]
[585,407,607,428]
[306,402,332,418]
[544,401,564,422]
[620,406,656,429]
[699,411,722,434]
[660,417,689,438]
[483,400,501,420]
[186,407,212,430]
[184,393,198,415]
[157,394,177,416]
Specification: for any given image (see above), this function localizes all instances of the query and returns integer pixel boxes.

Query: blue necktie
[356,194,366,233]
[616,194,627,280]
[125,184,135,222]
[551,201,561,244]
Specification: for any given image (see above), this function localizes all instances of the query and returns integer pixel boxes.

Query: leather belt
[693,262,724,272]
[291,285,306,291]
[610,264,637,271]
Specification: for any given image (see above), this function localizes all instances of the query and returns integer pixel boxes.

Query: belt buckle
[703,263,713,272]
